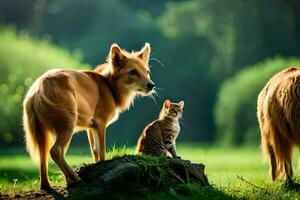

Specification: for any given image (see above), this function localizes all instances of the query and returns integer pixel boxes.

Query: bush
[214,57,300,145]
[0,27,88,146]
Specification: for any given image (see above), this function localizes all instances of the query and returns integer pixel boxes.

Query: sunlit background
[1,0,300,195]
[1,0,300,148]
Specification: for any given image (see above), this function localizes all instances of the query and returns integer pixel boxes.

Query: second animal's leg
[282,140,293,181]
[50,127,81,186]
[261,126,278,181]
[262,121,280,181]
[272,132,293,181]
[266,143,277,181]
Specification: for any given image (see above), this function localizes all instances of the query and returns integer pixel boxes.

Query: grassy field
[1,143,300,199]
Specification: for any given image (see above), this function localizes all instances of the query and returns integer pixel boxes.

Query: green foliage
[1,0,300,145]
[147,184,233,200]
[159,0,300,82]
[214,57,300,145]
[0,27,88,145]
[106,145,135,159]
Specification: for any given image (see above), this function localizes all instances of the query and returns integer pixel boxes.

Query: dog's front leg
[94,120,107,161]
[87,128,99,162]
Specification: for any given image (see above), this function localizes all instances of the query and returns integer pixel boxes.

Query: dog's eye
[147,70,150,74]
[129,69,138,76]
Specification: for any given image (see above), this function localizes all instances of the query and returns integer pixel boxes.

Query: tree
[159,0,300,82]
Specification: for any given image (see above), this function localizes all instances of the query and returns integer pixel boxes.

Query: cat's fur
[136,100,184,158]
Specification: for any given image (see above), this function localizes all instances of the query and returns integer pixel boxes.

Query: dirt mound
[1,155,208,200]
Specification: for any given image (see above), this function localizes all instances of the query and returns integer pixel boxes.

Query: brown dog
[23,43,155,189]
[257,66,300,181]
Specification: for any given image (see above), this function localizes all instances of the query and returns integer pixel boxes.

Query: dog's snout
[146,81,155,91]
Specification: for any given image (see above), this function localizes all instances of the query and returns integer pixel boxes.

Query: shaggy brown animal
[23,43,155,189]
[257,66,300,181]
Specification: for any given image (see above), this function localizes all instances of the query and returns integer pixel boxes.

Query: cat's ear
[110,43,126,69]
[164,99,171,109]
[178,100,185,109]
[138,43,151,65]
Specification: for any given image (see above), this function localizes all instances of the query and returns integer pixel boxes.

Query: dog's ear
[110,43,126,68]
[138,43,151,65]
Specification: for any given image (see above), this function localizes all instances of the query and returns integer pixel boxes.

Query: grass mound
[1,155,209,200]
[75,155,208,198]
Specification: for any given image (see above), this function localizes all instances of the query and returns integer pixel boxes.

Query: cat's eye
[129,69,138,76]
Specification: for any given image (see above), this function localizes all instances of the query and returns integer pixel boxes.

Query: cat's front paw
[174,155,181,159]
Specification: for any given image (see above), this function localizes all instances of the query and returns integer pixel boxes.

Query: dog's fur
[23,43,154,189]
[257,66,300,181]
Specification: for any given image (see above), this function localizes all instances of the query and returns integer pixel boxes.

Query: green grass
[1,144,300,199]
[0,145,132,193]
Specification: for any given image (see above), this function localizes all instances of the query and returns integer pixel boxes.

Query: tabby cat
[136,99,184,158]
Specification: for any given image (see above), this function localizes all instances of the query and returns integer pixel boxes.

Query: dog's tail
[23,80,52,164]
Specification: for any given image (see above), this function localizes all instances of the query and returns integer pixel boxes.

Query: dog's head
[109,43,155,96]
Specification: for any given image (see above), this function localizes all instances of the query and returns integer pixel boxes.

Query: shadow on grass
[62,183,235,200]
[146,184,236,200]
[45,188,67,200]
[0,168,38,183]
[283,178,300,192]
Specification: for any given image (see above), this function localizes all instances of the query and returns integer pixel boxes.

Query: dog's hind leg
[50,126,81,186]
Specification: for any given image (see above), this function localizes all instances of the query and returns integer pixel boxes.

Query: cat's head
[160,99,184,119]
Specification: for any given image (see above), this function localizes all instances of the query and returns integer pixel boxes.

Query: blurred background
[1,0,300,149]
